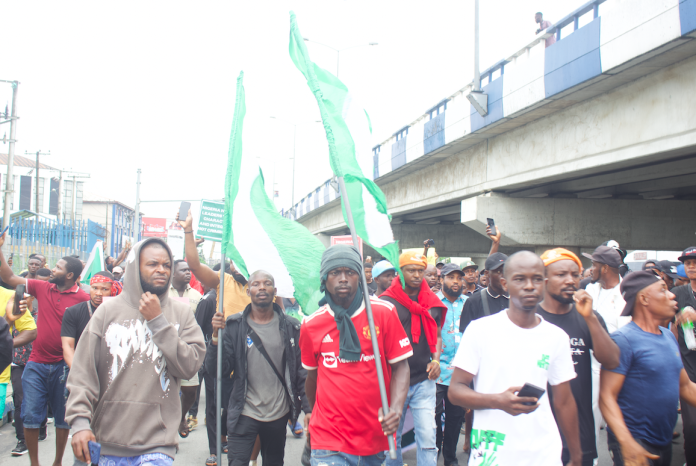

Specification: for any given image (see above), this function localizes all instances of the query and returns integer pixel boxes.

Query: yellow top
[217,273,251,319]
[0,287,36,383]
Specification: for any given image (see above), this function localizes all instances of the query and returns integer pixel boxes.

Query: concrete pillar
[461,195,696,251]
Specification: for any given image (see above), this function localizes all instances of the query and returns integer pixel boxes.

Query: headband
[90,275,114,286]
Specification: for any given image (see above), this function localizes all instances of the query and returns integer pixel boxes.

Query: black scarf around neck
[319,287,364,362]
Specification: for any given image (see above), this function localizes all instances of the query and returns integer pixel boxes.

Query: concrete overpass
[290,0,696,263]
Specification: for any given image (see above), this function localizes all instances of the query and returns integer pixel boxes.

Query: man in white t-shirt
[582,245,627,451]
[449,251,582,466]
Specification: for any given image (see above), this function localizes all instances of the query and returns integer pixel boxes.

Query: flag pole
[216,255,225,463]
[336,176,397,460]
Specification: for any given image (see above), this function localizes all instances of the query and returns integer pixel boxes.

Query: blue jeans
[21,360,69,429]
[311,450,386,466]
[386,378,437,466]
[73,453,174,466]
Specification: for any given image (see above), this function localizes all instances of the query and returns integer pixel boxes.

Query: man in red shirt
[0,233,88,466]
[301,244,412,465]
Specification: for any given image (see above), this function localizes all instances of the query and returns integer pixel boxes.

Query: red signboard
[142,217,167,237]
[331,235,363,257]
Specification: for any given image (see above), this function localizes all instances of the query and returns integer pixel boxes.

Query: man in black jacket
[207,270,308,466]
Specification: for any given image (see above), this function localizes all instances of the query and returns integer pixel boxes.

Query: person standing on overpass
[535,12,557,47]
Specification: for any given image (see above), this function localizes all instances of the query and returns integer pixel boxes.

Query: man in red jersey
[301,244,412,466]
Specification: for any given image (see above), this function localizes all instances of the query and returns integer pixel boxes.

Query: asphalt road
[0,383,686,465]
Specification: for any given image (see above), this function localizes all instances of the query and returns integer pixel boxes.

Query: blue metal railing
[8,218,93,252]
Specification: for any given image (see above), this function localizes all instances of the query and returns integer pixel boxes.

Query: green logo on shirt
[537,354,550,370]
[471,429,505,466]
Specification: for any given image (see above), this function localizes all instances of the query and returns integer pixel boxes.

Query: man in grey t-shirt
[208,270,307,466]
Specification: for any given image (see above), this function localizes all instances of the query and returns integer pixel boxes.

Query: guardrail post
[574,15,579,31]
[594,3,599,19]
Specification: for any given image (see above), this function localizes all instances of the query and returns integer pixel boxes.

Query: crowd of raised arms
[0,207,694,466]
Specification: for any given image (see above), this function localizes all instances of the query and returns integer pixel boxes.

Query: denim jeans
[436,383,465,466]
[21,360,69,429]
[386,378,437,466]
[311,450,386,466]
[607,430,672,466]
[74,453,174,466]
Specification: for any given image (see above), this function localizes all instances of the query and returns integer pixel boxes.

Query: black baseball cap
[657,260,680,280]
[582,246,622,269]
[441,263,464,277]
[485,252,508,271]
[620,271,660,316]
[678,247,696,263]
[642,260,657,271]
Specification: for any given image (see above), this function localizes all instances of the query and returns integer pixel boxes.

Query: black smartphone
[14,284,25,316]
[178,201,191,221]
[517,382,545,405]
[486,217,496,235]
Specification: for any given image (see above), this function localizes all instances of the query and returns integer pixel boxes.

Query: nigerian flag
[288,12,400,270]
[221,71,324,317]
[81,240,104,282]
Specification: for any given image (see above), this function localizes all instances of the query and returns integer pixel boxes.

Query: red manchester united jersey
[300,297,413,456]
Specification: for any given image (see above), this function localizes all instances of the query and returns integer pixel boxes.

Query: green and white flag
[288,12,400,270]
[81,240,104,282]
[222,71,325,317]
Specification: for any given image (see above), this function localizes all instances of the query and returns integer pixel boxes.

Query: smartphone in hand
[517,382,545,406]
[178,202,191,222]
[13,284,25,316]
[486,218,496,235]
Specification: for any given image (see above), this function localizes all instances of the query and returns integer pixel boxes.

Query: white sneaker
[47,417,54,424]
[249,461,257,466]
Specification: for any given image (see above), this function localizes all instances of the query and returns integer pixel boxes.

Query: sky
[0,0,585,224]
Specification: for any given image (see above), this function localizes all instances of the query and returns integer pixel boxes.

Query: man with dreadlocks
[300,244,412,466]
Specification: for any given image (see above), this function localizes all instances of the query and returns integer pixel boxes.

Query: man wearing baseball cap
[600,271,696,466]
[371,260,396,297]
[538,248,620,466]
[655,260,681,290]
[434,264,468,465]
[672,246,696,463]
[458,252,509,335]
[460,260,482,297]
[582,246,627,334]
[382,251,447,466]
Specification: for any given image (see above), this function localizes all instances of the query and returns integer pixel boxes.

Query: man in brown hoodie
[66,238,206,465]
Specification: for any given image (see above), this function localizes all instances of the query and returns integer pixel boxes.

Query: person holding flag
[300,244,412,466]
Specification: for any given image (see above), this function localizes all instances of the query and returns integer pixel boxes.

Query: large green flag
[288,12,400,270]
[81,240,104,282]
[221,71,325,317]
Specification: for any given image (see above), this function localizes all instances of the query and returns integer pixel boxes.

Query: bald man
[448,251,582,466]
[207,270,307,466]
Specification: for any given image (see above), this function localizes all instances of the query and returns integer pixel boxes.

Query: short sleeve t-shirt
[217,274,251,318]
[241,313,290,422]
[300,297,413,456]
[606,322,683,446]
[0,288,36,383]
[168,286,202,314]
[452,310,576,466]
[537,305,608,461]
[61,301,94,349]
[459,288,509,334]
[26,279,90,364]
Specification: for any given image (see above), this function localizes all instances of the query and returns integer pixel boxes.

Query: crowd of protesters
[0,209,693,466]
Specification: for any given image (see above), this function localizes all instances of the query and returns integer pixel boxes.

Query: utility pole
[133,169,141,241]
[467,0,489,117]
[26,150,50,218]
[1,81,19,229]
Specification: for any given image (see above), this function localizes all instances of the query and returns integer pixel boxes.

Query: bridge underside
[301,49,696,261]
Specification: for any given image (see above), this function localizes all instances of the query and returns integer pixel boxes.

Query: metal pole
[473,0,481,91]
[35,151,40,217]
[216,255,226,464]
[336,176,397,459]
[134,169,141,241]
[57,169,62,221]
[291,125,296,215]
[3,82,18,230]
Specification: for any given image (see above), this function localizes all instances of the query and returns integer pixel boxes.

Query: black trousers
[228,413,289,466]
[189,376,202,418]
[11,365,46,441]
[204,370,228,455]
[682,396,696,465]
[436,383,465,466]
